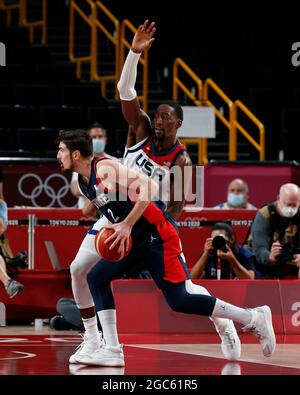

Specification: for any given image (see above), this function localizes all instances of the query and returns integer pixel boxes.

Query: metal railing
[173,58,207,163]
[69,0,93,79]
[90,0,120,98]
[173,57,203,105]
[28,213,36,269]
[233,100,265,160]
[203,78,235,161]
[0,0,20,26]
[120,19,149,112]
[1,0,47,43]
[172,57,265,163]
[69,0,129,99]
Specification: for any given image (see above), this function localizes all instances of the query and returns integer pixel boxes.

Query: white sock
[211,299,252,326]
[97,309,119,346]
[82,316,100,342]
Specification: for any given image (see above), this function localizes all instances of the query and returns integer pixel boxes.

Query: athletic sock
[97,309,120,346]
[82,316,101,342]
[211,298,252,326]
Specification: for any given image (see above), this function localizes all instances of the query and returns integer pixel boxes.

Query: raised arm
[117,20,156,143]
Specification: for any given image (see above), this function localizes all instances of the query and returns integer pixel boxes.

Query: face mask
[0,200,8,230]
[227,193,244,207]
[92,138,106,153]
[281,205,298,218]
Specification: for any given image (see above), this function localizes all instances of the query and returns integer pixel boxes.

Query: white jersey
[123,136,187,206]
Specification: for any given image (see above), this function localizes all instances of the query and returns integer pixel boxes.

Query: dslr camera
[212,234,229,253]
[278,242,300,265]
[6,251,28,274]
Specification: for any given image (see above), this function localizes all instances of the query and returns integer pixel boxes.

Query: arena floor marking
[128,343,300,370]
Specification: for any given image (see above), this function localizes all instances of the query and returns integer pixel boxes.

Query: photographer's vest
[261,202,300,247]
[245,202,300,250]
[255,202,300,278]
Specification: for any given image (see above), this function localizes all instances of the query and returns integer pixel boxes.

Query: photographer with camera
[0,199,25,298]
[190,222,255,280]
[250,183,300,279]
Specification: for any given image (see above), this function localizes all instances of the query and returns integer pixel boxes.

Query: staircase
[1,0,299,162]
[0,0,129,158]
[143,0,300,161]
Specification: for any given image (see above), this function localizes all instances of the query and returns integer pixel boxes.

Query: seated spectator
[0,200,24,298]
[49,298,85,331]
[190,222,255,280]
[71,122,115,209]
[214,178,256,209]
[250,183,300,279]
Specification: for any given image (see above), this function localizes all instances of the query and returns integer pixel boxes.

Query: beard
[58,160,74,174]
[154,131,164,141]
[62,167,73,174]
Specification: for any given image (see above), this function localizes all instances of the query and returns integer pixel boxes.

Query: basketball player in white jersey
[68,20,240,364]
[116,19,243,362]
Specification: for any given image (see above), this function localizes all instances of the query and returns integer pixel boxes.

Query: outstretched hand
[131,20,156,54]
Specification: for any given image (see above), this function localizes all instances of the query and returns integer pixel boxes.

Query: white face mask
[281,205,298,218]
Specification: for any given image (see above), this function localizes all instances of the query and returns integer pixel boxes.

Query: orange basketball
[95,227,132,261]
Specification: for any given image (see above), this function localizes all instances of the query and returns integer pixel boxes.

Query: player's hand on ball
[105,222,132,256]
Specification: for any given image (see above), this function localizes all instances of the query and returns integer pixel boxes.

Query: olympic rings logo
[18,173,77,208]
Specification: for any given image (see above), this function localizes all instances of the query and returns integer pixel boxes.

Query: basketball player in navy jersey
[63,20,240,365]
[116,20,244,361]
[57,129,275,367]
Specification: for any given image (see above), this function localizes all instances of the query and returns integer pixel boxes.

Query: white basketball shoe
[75,344,125,367]
[69,332,104,364]
[242,305,276,357]
[211,317,241,361]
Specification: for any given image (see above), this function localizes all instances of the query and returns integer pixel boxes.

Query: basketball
[95,227,133,261]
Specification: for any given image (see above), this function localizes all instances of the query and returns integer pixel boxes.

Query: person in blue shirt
[191,222,255,280]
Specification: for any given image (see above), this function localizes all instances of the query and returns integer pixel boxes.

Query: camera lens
[212,234,228,252]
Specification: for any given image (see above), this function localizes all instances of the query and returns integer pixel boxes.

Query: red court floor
[0,326,300,375]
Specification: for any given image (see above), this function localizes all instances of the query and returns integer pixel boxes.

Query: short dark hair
[212,222,235,238]
[89,122,107,136]
[166,101,184,121]
[56,129,93,158]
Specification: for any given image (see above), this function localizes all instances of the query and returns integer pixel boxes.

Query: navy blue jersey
[78,157,166,236]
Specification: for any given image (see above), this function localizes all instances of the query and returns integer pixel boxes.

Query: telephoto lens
[212,234,228,252]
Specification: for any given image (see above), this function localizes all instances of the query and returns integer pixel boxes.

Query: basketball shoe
[211,317,241,361]
[5,279,24,298]
[69,332,104,364]
[75,344,125,367]
[242,305,276,357]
